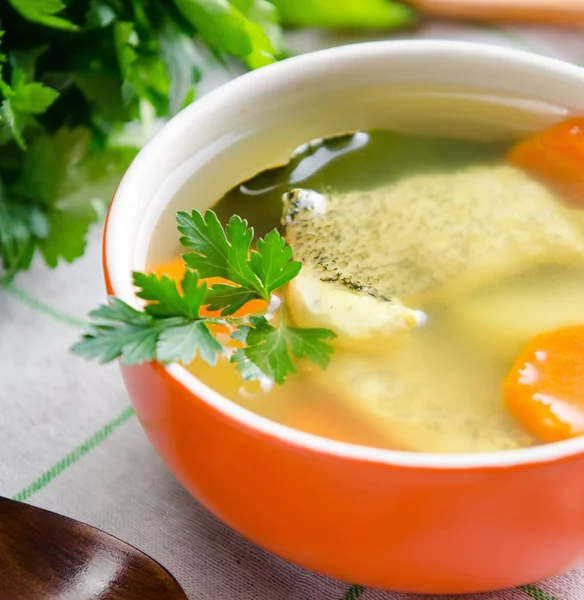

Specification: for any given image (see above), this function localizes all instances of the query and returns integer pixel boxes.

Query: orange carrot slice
[507,117,584,208]
[503,324,584,442]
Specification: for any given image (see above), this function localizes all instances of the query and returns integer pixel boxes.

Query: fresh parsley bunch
[72,210,336,384]
[0,0,284,281]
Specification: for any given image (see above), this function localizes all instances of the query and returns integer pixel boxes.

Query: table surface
[3,19,584,600]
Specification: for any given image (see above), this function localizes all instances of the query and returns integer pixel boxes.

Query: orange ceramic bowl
[104,41,584,594]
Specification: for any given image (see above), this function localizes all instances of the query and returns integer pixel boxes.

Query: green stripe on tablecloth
[340,585,366,599]
[11,406,135,502]
[2,282,89,328]
[339,583,556,600]
[519,584,557,600]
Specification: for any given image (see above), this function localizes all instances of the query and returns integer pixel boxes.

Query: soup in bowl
[103,41,584,594]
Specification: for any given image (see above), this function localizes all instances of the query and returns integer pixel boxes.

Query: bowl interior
[106,40,584,468]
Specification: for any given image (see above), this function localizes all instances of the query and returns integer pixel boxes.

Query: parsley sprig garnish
[178,210,301,315]
[72,210,335,384]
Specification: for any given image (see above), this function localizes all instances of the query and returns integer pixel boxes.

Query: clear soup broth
[147,86,584,454]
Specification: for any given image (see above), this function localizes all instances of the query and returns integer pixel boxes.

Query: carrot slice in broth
[507,117,584,208]
[503,324,584,442]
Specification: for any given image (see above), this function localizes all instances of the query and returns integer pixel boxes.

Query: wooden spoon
[0,496,188,600]
[408,0,584,27]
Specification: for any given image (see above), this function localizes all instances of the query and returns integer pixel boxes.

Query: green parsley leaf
[205,283,260,315]
[74,321,161,364]
[171,0,254,58]
[72,298,161,363]
[0,187,49,278]
[178,209,301,315]
[224,214,264,294]
[229,346,267,382]
[158,17,202,115]
[14,127,90,207]
[271,0,416,29]
[0,68,58,149]
[10,69,58,115]
[0,121,134,278]
[0,100,26,149]
[72,302,205,367]
[232,315,336,384]
[8,0,79,31]
[157,321,222,365]
[178,209,230,279]
[229,0,282,68]
[118,327,161,365]
[89,297,153,326]
[285,324,336,368]
[250,229,302,295]
[114,21,170,116]
[73,72,128,122]
[231,0,283,58]
[39,210,94,267]
[135,270,207,318]
[7,127,99,269]
[171,0,279,68]
[73,270,225,366]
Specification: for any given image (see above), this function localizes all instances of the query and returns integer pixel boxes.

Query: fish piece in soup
[283,165,584,310]
[286,262,425,351]
[310,330,536,453]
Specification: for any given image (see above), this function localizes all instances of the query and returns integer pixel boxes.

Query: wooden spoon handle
[408,0,584,27]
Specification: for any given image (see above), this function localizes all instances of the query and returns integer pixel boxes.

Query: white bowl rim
[106,39,584,470]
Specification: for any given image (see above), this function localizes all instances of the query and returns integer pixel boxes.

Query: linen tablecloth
[3,20,584,600]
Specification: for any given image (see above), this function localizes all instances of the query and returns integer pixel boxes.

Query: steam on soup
[150,91,584,454]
